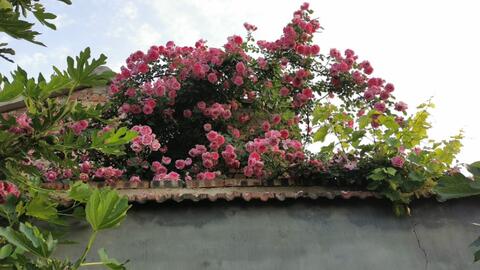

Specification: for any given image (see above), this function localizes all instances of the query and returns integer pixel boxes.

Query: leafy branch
[0,0,72,62]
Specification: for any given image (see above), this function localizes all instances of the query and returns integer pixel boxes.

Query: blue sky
[1,0,479,163]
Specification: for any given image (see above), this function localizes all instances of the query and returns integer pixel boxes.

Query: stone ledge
[53,186,382,205]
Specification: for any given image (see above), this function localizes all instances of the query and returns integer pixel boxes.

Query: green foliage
[0,47,111,105]
[0,187,130,269]
[98,248,128,270]
[0,42,15,62]
[433,161,480,201]
[25,193,59,222]
[65,47,114,87]
[91,127,138,156]
[0,48,117,178]
[0,0,71,62]
[68,182,93,204]
[0,244,13,259]
[309,97,464,214]
[0,222,57,259]
[0,8,43,46]
[0,2,134,269]
[313,125,329,142]
[0,69,24,102]
[86,188,130,231]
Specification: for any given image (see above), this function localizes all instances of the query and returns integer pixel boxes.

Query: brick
[126,181,149,189]
[224,178,236,187]
[185,179,197,188]
[247,178,262,186]
[150,181,162,188]
[272,179,282,186]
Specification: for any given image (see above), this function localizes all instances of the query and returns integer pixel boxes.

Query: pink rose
[207,73,218,84]
[129,176,141,183]
[16,113,32,129]
[44,171,58,182]
[391,156,405,168]
[206,131,218,142]
[125,88,136,97]
[140,126,152,135]
[162,156,172,165]
[374,102,386,113]
[394,101,408,112]
[203,123,212,132]
[385,83,395,92]
[143,106,154,115]
[79,173,89,182]
[141,134,154,145]
[310,44,320,55]
[261,121,270,132]
[233,76,244,86]
[280,87,290,97]
[236,62,246,75]
[175,160,186,170]
[150,140,161,151]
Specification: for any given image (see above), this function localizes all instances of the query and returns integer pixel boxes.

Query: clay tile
[275,193,286,201]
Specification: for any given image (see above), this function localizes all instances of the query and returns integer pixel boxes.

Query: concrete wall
[57,197,480,270]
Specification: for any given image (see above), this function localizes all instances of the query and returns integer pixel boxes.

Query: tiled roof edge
[54,186,384,205]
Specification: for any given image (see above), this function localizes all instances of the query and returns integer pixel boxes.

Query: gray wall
[57,198,480,270]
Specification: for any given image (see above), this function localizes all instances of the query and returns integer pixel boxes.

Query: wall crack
[411,222,429,270]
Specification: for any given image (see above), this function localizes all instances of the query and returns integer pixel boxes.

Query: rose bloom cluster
[96,2,420,184]
[130,125,161,152]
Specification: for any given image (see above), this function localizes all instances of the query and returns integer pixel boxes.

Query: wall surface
[57,197,480,270]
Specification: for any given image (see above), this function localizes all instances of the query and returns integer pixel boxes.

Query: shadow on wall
[56,197,480,270]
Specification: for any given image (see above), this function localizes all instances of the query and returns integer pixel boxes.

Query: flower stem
[80,261,103,266]
[74,230,98,269]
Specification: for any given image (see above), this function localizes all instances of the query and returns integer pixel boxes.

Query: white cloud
[130,23,162,49]
[54,14,75,29]
[16,52,48,69]
[120,1,138,20]
[0,35,11,43]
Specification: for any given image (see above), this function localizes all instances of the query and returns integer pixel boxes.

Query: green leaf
[26,194,58,221]
[86,188,130,231]
[358,115,369,129]
[368,168,386,181]
[407,171,425,182]
[350,130,365,144]
[467,161,480,178]
[0,223,57,258]
[32,3,57,30]
[384,167,397,176]
[68,182,93,203]
[0,42,15,62]
[379,115,399,131]
[0,0,13,10]
[98,248,129,270]
[0,244,13,259]
[0,9,44,46]
[91,128,137,156]
[36,69,73,99]
[313,125,329,142]
[312,104,334,124]
[433,173,480,202]
[66,47,112,86]
[0,75,24,102]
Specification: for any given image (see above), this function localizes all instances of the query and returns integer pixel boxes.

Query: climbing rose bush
[97,2,461,213]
